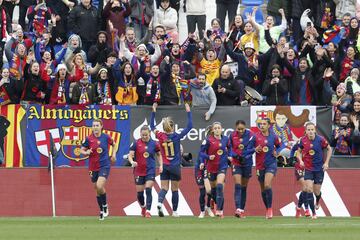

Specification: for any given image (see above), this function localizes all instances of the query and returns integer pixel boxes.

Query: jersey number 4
[162,141,175,158]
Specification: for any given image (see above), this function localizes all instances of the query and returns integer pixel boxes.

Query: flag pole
[49,151,56,217]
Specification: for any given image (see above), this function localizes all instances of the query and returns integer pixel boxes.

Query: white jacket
[186,0,206,15]
[334,0,356,19]
[155,6,178,32]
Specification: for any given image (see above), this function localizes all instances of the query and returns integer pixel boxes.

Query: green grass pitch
[0,217,359,240]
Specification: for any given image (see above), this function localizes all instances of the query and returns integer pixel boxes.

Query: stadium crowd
[0,0,359,154]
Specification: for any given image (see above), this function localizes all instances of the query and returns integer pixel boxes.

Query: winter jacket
[155,6,178,33]
[67,3,100,42]
[190,82,217,116]
[20,64,47,103]
[186,0,206,15]
[262,75,288,105]
[103,1,132,42]
[71,82,96,104]
[129,0,153,25]
[212,74,241,105]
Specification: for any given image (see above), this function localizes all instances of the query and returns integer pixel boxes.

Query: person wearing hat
[95,67,114,105]
[0,66,20,105]
[88,31,113,66]
[47,63,71,105]
[262,64,288,105]
[332,82,353,126]
[345,67,360,94]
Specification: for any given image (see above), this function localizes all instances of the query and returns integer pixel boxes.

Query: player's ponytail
[163,117,174,133]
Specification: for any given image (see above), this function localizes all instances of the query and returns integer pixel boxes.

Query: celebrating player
[150,102,193,217]
[80,119,117,220]
[199,122,230,218]
[228,120,254,218]
[196,125,215,218]
[128,125,163,218]
[297,122,332,219]
[249,118,280,219]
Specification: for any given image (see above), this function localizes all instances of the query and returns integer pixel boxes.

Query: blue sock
[199,188,206,212]
[216,184,224,210]
[137,191,145,206]
[298,191,305,208]
[145,188,152,211]
[265,188,273,208]
[211,187,217,204]
[234,184,241,209]
[308,192,315,214]
[206,193,212,207]
[240,186,247,210]
[158,189,167,204]
[172,191,179,211]
[261,191,268,208]
[96,196,103,211]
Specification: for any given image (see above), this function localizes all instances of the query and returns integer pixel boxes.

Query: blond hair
[162,117,174,133]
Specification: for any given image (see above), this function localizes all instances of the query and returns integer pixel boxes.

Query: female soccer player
[297,122,332,219]
[228,120,254,218]
[199,122,230,218]
[150,102,193,217]
[128,125,163,218]
[196,125,215,218]
[249,118,280,219]
[80,119,117,220]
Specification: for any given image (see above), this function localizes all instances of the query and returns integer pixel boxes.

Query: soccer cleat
[266,208,273,219]
[234,208,242,218]
[145,211,151,218]
[99,211,104,221]
[240,210,246,219]
[198,211,205,218]
[295,207,302,218]
[172,211,180,217]
[103,205,109,217]
[206,207,215,217]
[312,214,317,220]
[304,209,311,217]
[157,204,164,217]
[141,206,146,217]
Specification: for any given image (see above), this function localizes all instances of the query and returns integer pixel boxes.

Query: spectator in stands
[71,72,96,105]
[5,41,28,81]
[0,67,20,105]
[67,0,100,53]
[185,0,206,40]
[129,0,153,40]
[334,1,356,24]
[18,0,35,31]
[198,42,225,86]
[313,0,336,37]
[48,64,71,105]
[332,82,352,125]
[27,0,52,37]
[212,64,241,105]
[240,17,259,53]
[345,68,360,95]
[190,73,217,121]
[155,0,178,43]
[215,0,238,31]
[115,62,139,105]
[331,113,352,155]
[350,100,360,154]
[95,68,114,105]
[228,15,244,50]
[138,62,161,105]
[103,0,132,49]
[262,64,287,105]
[267,0,289,25]
[88,31,113,66]
[64,34,87,66]
[0,0,12,69]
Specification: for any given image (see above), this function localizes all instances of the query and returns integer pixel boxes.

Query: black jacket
[212,74,241,105]
[67,3,100,42]
[262,75,287,105]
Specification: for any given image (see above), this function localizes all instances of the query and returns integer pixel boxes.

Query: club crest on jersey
[238,144,244,150]
[96,148,103,154]
[262,146,269,152]
[143,152,149,158]
[217,149,224,155]
[309,149,315,156]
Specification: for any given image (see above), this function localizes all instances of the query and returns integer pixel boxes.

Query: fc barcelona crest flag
[25,104,130,167]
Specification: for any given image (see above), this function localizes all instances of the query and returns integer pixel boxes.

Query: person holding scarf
[48,64,71,105]
[0,0,12,69]
[114,62,138,105]
[71,72,96,105]
[96,68,114,105]
[0,67,20,105]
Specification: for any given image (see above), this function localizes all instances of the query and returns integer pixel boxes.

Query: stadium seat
[241,0,264,6]
[243,6,264,24]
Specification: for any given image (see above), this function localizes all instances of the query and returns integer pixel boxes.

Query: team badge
[238,144,244,150]
[97,147,103,154]
[262,146,269,152]
[74,147,81,156]
[309,149,315,156]
[143,152,149,158]
[217,149,224,155]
